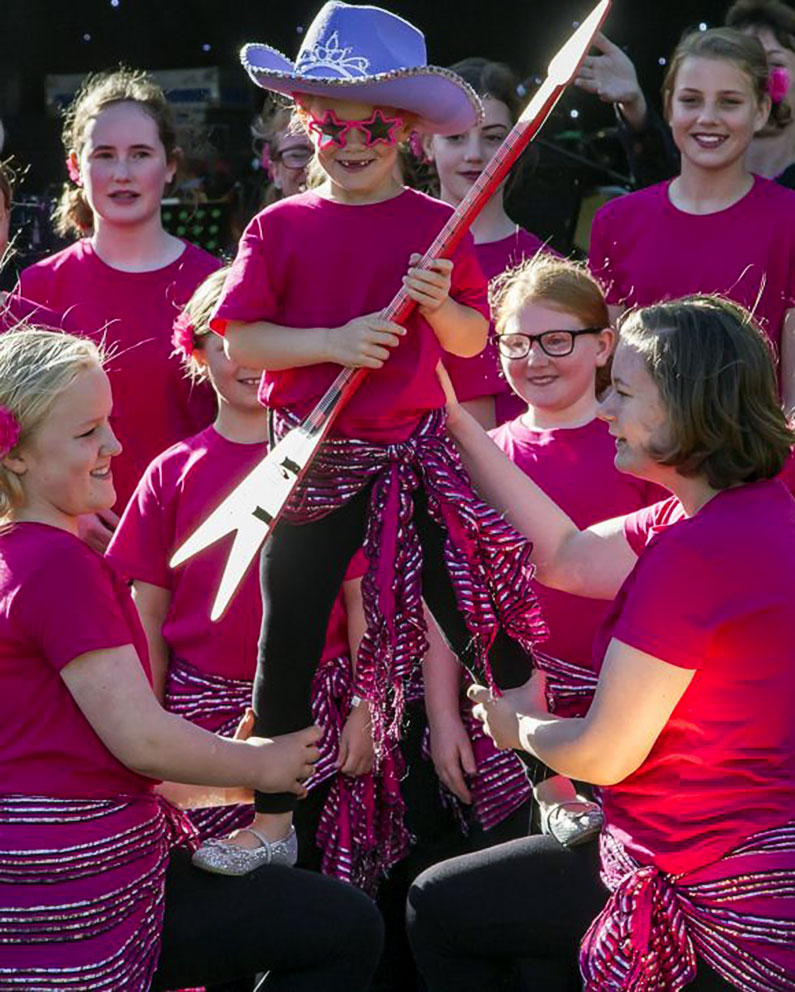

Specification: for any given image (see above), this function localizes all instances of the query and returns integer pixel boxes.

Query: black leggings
[151,847,383,991]
[253,485,535,812]
[406,835,736,991]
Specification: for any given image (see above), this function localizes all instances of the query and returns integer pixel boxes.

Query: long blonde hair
[0,327,104,517]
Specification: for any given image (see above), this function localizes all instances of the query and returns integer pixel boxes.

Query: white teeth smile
[90,468,111,479]
[692,134,727,147]
[338,160,373,170]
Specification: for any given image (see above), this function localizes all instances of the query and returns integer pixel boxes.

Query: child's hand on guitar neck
[403,253,453,314]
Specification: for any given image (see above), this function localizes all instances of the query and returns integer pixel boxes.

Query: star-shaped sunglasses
[306,108,405,150]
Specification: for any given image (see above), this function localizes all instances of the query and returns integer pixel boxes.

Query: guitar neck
[303,74,565,443]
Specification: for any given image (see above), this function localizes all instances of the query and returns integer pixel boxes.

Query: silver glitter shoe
[191,825,298,876]
[541,800,603,848]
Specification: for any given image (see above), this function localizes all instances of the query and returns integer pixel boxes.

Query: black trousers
[253,485,535,812]
[151,848,383,991]
[406,835,736,991]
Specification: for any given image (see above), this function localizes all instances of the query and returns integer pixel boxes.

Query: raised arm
[444,392,637,599]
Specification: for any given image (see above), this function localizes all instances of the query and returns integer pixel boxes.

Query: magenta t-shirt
[444,228,546,415]
[0,523,154,798]
[210,188,489,442]
[596,480,795,874]
[107,426,369,684]
[12,240,220,510]
[589,176,795,353]
[489,416,662,695]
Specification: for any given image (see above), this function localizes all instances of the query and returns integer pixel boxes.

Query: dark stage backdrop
[0,0,741,258]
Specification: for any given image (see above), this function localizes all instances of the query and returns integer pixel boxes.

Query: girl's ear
[2,453,27,477]
[595,327,616,366]
[165,146,181,186]
[66,151,82,186]
[753,93,773,134]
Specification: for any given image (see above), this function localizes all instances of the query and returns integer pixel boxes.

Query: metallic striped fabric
[580,821,795,991]
[534,649,600,719]
[165,655,409,892]
[0,794,196,991]
[275,408,547,754]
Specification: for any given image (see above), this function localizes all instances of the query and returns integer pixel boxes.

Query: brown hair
[662,26,792,130]
[421,58,531,198]
[726,0,795,52]
[175,265,231,383]
[54,67,180,239]
[491,254,613,394]
[618,295,794,488]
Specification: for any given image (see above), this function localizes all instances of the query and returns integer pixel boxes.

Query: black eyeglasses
[497,328,602,359]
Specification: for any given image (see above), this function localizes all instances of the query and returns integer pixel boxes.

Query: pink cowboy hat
[240,1,482,134]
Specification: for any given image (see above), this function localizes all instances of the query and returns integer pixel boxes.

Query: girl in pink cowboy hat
[192,0,547,875]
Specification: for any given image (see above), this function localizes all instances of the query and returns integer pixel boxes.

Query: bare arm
[131,580,171,702]
[337,576,374,776]
[780,307,795,417]
[224,313,406,372]
[422,605,476,803]
[405,254,488,358]
[471,639,695,786]
[444,390,637,599]
[61,645,321,794]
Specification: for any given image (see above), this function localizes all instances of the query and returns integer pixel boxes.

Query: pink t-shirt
[489,416,662,694]
[589,176,795,352]
[444,228,546,413]
[107,426,369,683]
[596,480,795,874]
[12,240,220,510]
[0,522,154,798]
[210,188,489,443]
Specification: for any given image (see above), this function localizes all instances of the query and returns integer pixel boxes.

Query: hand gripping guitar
[171,0,612,619]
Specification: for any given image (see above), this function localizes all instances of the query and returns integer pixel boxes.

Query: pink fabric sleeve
[344,549,369,582]
[106,465,172,590]
[449,234,490,321]
[209,217,279,335]
[622,500,669,555]
[611,536,715,670]
[18,548,136,672]
[587,206,621,307]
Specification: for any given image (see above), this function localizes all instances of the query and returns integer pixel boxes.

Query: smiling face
[196,334,263,413]
[667,55,770,171]
[270,129,312,198]
[598,342,672,483]
[499,300,613,420]
[428,96,512,206]
[8,364,121,526]
[70,100,176,229]
[299,96,409,203]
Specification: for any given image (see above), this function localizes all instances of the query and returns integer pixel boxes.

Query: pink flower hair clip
[0,405,20,459]
[171,310,196,361]
[767,66,790,105]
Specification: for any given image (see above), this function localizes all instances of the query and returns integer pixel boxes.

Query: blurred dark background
[0,0,732,269]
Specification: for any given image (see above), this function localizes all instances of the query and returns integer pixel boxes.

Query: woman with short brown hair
[408,295,795,990]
